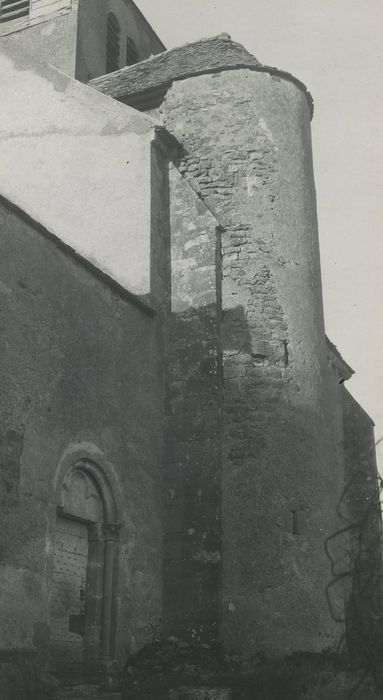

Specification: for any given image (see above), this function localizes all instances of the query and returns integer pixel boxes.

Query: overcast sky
[138,0,383,454]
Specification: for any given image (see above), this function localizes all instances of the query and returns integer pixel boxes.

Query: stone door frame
[52,444,124,676]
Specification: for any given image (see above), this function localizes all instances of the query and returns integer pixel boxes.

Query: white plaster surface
[0,45,160,296]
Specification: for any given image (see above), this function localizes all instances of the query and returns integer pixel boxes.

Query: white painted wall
[0,5,79,77]
[0,44,161,297]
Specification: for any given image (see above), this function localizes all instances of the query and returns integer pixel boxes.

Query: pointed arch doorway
[50,458,121,684]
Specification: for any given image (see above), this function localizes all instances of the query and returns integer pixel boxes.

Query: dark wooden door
[50,517,89,682]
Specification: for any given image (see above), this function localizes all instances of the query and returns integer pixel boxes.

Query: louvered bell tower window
[126,36,138,66]
[106,12,120,74]
[0,0,30,23]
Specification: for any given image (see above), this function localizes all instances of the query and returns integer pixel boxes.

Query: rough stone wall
[323,347,354,641]
[342,389,381,551]
[163,166,222,642]
[342,388,382,655]
[160,69,343,656]
[0,198,164,674]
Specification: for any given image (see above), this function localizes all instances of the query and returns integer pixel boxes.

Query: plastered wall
[0,2,79,77]
[0,44,158,298]
[0,198,164,668]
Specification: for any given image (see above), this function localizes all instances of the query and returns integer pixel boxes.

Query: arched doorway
[50,457,121,684]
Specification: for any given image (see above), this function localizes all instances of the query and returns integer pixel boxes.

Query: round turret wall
[160,68,344,656]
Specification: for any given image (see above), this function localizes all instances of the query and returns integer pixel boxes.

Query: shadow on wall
[325,470,383,690]
[163,300,222,644]
[163,298,344,654]
[124,300,383,696]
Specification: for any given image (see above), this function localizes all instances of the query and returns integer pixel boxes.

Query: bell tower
[0,0,165,80]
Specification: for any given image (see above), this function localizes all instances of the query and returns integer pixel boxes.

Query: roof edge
[89,33,314,119]
[343,386,376,428]
[0,192,157,317]
[326,336,354,382]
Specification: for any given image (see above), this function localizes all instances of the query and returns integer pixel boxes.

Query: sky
[137,0,383,456]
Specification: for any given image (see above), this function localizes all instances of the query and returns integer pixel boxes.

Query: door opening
[50,516,89,681]
[50,459,120,684]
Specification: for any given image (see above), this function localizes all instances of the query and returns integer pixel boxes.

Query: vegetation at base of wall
[122,637,232,699]
[120,640,383,700]
[324,471,383,698]
[232,654,383,700]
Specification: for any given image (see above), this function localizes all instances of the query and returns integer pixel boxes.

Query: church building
[0,0,381,694]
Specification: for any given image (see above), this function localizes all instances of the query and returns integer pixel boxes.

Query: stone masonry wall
[342,388,382,657]
[160,68,343,657]
[163,165,222,642]
[342,389,381,553]
[0,198,164,677]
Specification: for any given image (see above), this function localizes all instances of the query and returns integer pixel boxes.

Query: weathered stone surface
[159,68,343,656]
[0,424,23,506]
[0,17,380,690]
[0,650,42,700]
[0,197,164,673]
[341,388,383,660]
[163,167,222,642]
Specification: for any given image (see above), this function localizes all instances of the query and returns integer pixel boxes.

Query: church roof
[89,33,314,117]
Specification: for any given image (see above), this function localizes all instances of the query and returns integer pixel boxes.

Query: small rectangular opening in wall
[290,509,307,535]
[291,510,299,535]
[283,340,289,367]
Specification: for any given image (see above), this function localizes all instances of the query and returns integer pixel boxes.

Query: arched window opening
[0,0,30,24]
[106,12,121,74]
[126,36,138,66]
[50,459,121,683]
